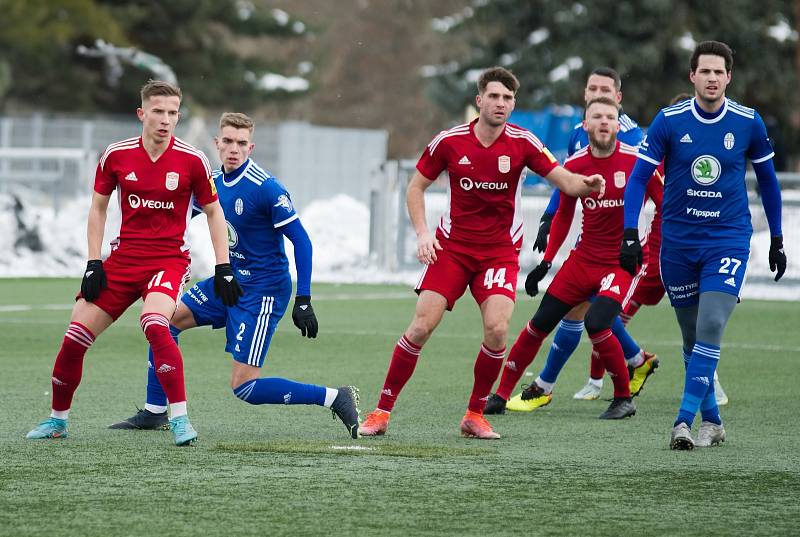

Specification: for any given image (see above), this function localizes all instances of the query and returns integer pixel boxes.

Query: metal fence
[0,115,388,209]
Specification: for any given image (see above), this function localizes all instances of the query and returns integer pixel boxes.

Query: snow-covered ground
[0,190,797,301]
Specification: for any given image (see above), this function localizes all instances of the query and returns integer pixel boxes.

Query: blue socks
[233,378,326,406]
[145,325,180,408]
[539,319,584,384]
[675,342,721,427]
[611,315,640,360]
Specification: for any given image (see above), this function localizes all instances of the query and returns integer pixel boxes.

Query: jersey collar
[691,97,728,124]
[221,158,252,187]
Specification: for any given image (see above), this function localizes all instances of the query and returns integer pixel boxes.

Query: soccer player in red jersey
[359,67,605,439]
[26,80,242,446]
[486,96,663,420]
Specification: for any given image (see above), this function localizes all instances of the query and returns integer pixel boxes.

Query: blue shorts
[660,244,750,308]
[181,277,291,367]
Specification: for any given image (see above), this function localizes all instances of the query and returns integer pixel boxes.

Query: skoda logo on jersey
[498,155,511,173]
[235,198,244,215]
[226,220,238,248]
[691,155,721,186]
[165,171,179,191]
[723,132,735,150]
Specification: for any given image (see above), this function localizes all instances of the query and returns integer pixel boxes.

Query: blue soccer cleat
[26,417,68,439]
[169,415,197,446]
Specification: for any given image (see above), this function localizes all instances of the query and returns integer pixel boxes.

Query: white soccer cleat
[573,380,601,400]
[696,421,726,447]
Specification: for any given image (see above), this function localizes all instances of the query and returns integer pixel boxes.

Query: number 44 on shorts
[484,268,514,291]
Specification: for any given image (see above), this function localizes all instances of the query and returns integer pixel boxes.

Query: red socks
[468,344,506,412]
[496,321,548,400]
[376,335,421,412]
[51,322,95,411]
[141,313,186,404]
[590,329,630,398]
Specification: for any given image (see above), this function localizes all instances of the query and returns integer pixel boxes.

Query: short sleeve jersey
[416,119,559,255]
[636,98,774,247]
[568,113,644,156]
[94,136,216,259]
[554,141,662,263]
[207,159,297,289]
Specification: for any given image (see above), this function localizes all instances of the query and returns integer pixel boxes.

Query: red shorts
[415,247,519,310]
[547,254,639,309]
[76,252,191,320]
[628,261,665,306]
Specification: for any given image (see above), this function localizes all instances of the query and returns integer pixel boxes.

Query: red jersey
[544,141,662,264]
[94,136,217,259]
[416,119,559,256]
[642,171,664,265]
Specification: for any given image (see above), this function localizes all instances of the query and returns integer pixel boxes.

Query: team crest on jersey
[226,220,238,248]
[274,194,293,212]
[235,198,244,215]
[614,171,626,188]
[498,155,511,173]
[165,172,179,191]
[691,155,721,186]
[723,132,735,150]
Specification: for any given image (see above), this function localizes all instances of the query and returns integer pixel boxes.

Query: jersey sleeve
[93,154,117,196]
[619,125,644,148]
[189,151,217,207]
[543,191,577,263]
[416,133,449,181]
[644,165,665,213]
[524,139,559,178]
[265,180,299,228]
[747,111,776,164]
[636,111,669,166]
[566,125,582,157]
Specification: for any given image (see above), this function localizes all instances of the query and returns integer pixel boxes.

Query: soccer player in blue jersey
[619,41,786,449]
[109,113,361,438]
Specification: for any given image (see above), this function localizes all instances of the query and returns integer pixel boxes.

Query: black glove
[769,235,786,282]
[619,228,642,276]
[213,263,243,307]
[81,259,107,302]
[533,213,553,253]
[292,295,318,338]
[525,260,552,297]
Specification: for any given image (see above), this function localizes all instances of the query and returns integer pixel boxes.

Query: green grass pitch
[1,278,798,536]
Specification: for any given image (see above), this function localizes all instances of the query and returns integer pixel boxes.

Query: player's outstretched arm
[753,158,786,281]
[282,218,318,338]
[82,192,111,301]
[544,166,605,199]
[203,200,243,306]
[407,171,442,265]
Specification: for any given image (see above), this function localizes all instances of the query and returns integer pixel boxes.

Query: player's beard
[588,131,616,153]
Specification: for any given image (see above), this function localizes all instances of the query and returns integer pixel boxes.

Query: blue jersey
[205,159,297,290]
[635,98,774,248]
[567,112,644,157]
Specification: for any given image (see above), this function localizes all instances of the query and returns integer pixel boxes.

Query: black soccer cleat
[483,393,507,415]
[109,408,170,430]
[331,386,360,439]
[599,397,636,420]
[520,382,546,401]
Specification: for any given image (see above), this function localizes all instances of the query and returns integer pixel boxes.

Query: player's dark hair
[584,96,620,118]
[669,92,693,106]
[140,79,182,102]
[691,41,733,72]
[589,67,622,90]
[477,67,519,94]
[220,112,255,134]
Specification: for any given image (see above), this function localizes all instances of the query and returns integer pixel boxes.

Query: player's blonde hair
[219,112,255,134]
[140,79,182,103]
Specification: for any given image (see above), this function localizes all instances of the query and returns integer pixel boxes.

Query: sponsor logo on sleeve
[274,194,293,212]
[208,176,217,196]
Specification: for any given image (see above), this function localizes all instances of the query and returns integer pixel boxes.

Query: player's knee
[406,317,436,345]
[532,293,572,333]
[482,319,508,348]
[696,314,727,343]
[584,297,620,334]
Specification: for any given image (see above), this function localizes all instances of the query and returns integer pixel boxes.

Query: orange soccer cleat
[359,409,390,436]
[459,410,500,440]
